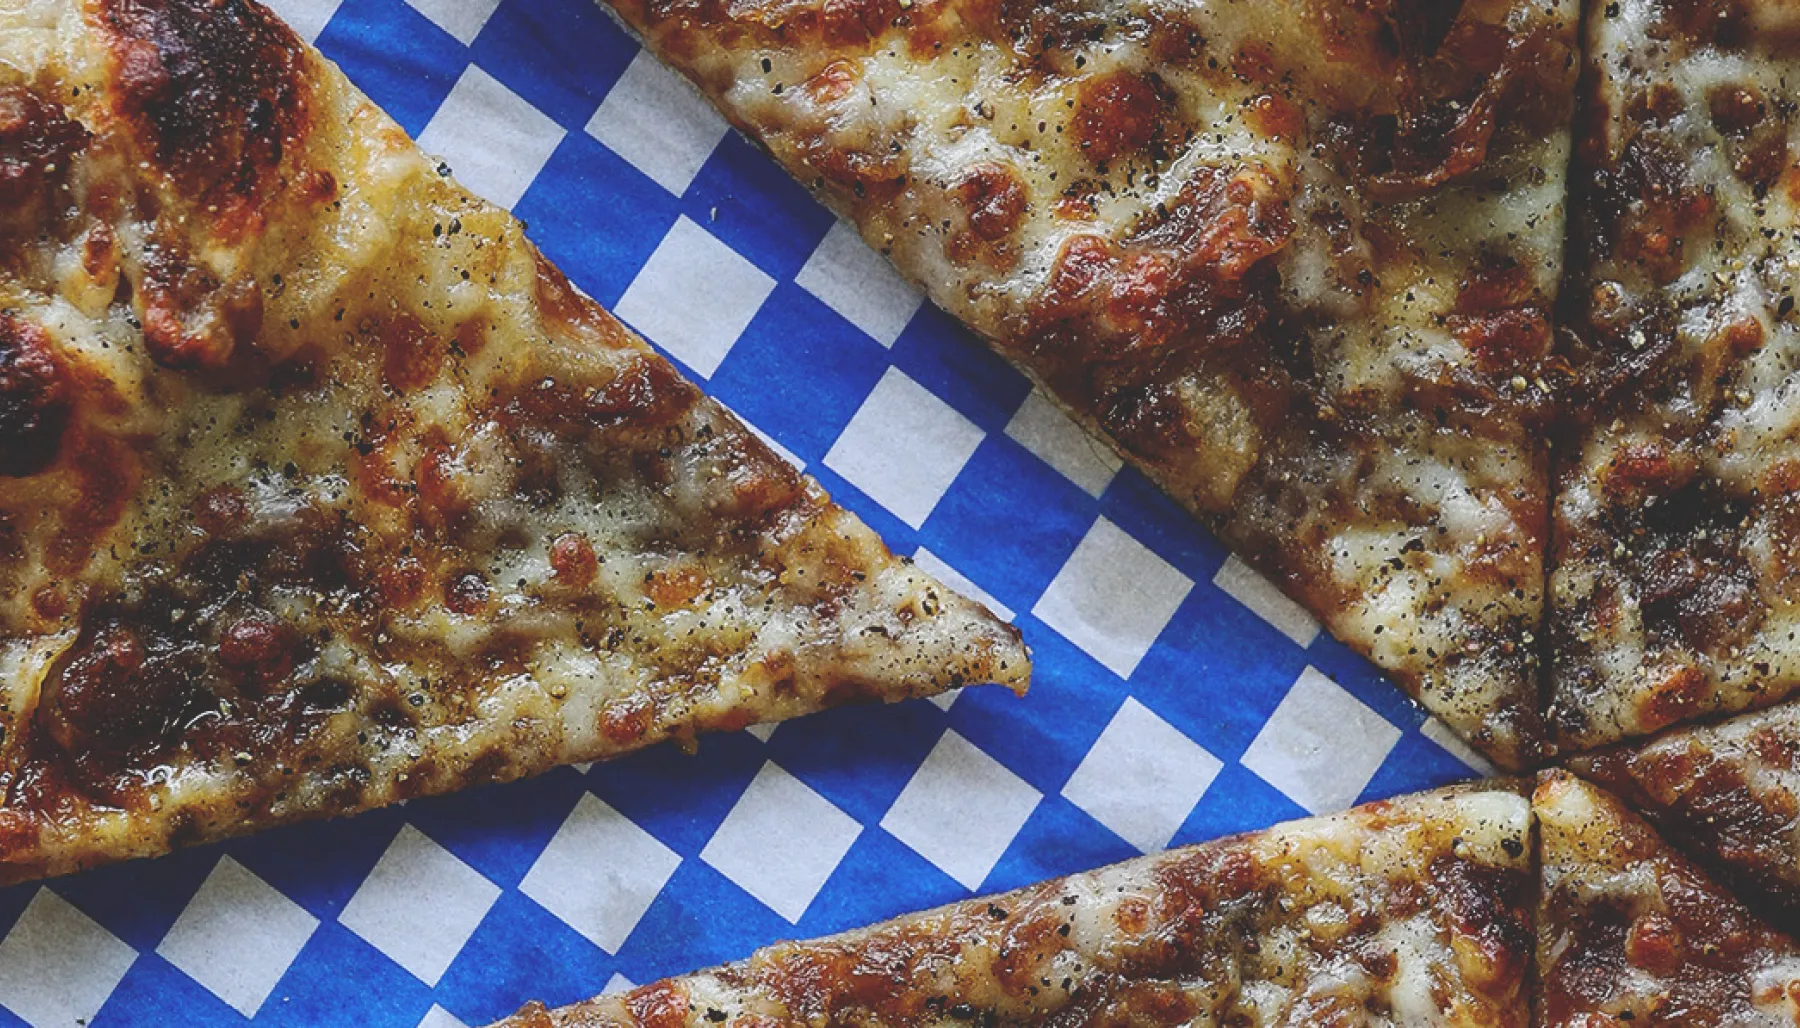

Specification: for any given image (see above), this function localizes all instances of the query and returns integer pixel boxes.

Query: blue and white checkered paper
[0,2,1496,1025]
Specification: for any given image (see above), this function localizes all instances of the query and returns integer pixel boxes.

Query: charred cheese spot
[414,442,474,524]
[137,249,264,369]
[0,314,68,477]
[1070,71,1164,164]
[0,86,88,224]
[380,314,446,394]
[1710,83,1767,135]
[94,0,311,225]
[803,59,859,106]
[1453,307,1553,374]
[44,621,204,769]
[445,570,491,615]
[217,612,297,688]
[1244,93,1303,140]
[956,162,1026,243]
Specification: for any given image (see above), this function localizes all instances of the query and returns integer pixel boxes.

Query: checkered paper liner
[0,2,1497,1025]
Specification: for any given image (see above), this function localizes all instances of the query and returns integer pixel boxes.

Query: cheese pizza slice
[593,0,1581,767]
[0,0,1027,883]
[497,781,1533,1027]
[1567,699,1800,934]
[1534,770,1800,1026]
[1550,0,1800,750]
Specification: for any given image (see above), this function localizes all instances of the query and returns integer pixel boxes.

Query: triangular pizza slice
[593,0,1582,767]
[1550,0,1800,750]
[0,0,1026,883]
[1534,770,1800,1025]
[498,782,1533,1027]
[1568,699,1800,934]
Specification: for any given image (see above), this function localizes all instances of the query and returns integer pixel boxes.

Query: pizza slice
[497,781,1534,1027]
[1567,699,1800,934]
[0,0,1027,883]
[1550,0,1800,751]
[592,0,1582,767]
[1534,769,1800,1025]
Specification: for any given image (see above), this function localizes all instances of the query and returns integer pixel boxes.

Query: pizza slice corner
[1535,768,1800,1026]
[1565,696,1800,937]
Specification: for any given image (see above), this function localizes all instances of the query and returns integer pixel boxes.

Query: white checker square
[0,889,136,1028]
[419,1005,469,1028]
[701,763,862,923]
[796,220,924,347]
[418,67,565,211]
[603,973,636,995]
[1212,555,1320,648]
[1031,518,1193,679]
[1004,390,1121,498]
[615,215,775,379]
[881,731,1040,890]
[1061,698,1222,853]
[521,794,681,953]
[586,50,730,196]
[405,0,502,45]
[745,723,778,742]
[1241,667,1402,815]
[157,857,319,1017]
[339,825,501,986]
[262,0,342,41]
[824,368,985,529]
[1422,717,1498,775]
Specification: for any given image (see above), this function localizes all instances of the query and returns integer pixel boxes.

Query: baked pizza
[0,0,1027,883]
[498,782,1534,1027]
[1534,769,1800,1026]
[1550,0,1800,751]
[1569,697,1800,934]
[593,0,1582,768]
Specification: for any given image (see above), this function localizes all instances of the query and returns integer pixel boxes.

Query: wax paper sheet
[0,2,1489,1024]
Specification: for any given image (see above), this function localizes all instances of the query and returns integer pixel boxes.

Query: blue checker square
[0,1,1495,1025]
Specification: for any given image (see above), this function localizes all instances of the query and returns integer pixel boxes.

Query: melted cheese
[1569,696,1800,928]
